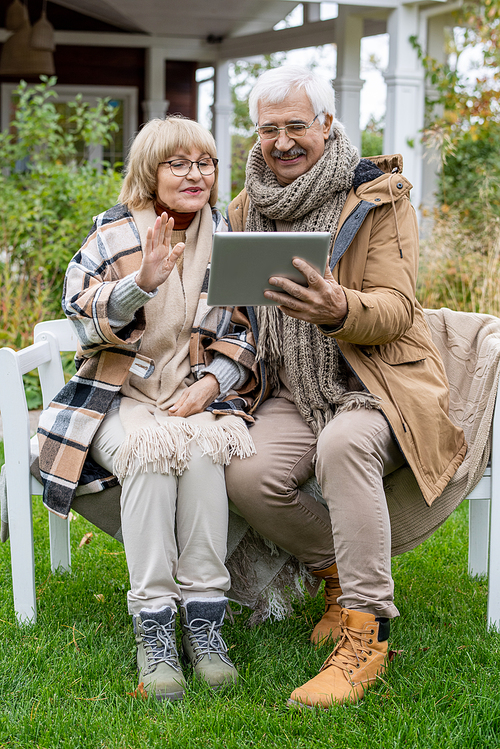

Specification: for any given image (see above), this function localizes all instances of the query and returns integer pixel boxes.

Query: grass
[0,446,499,748]
[417,211,500,316]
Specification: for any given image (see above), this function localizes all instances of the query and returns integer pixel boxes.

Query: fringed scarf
[245,127,379,436]
[113,203,255,481]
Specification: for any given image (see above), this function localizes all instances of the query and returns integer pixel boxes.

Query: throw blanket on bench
[2,308,500,621]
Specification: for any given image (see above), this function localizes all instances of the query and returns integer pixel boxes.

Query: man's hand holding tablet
[263,257,348,327]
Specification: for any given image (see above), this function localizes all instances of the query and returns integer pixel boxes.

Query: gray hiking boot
[133,606,186,701]
[180,597,238,689]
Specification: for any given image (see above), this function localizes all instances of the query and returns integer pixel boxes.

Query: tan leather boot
[310,563,342,646]
[289,608,389,708]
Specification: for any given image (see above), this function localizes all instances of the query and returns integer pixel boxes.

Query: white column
[142,46,169,121]
[420,13,453,233]
[213,60,233,207]
[333,7,363,153]
[384,5,425,210]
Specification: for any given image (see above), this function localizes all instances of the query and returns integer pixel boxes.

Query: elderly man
[225,65,466,708]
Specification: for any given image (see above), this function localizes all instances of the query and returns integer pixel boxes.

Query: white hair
[248,65,339,136]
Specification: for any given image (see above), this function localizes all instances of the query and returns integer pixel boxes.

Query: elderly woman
[39,117,256,701]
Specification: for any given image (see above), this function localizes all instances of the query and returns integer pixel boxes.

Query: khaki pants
[90,408,230,615]
[225,397,405,619]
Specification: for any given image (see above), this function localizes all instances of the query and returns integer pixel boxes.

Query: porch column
[333,6,363,152]
[420,12,453,232]
[143,46,169,121]
[214,60,233,206]
[384,5,425,210]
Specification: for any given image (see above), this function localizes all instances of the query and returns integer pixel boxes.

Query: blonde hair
[118,116,218,210]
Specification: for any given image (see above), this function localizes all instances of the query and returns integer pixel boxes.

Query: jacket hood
[354,156,412,206]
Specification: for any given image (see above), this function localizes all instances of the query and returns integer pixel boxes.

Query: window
[1,83,138,167]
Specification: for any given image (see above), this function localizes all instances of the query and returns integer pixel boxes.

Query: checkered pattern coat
[37,203,257,518]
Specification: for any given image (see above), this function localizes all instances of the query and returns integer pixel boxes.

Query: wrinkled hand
[135,212,185,293]
[168,374,220,418]
[264,258,348,327]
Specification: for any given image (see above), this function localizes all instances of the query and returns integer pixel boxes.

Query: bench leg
[488,477,500,631]
[468,499,490,578]
[8,494,37,624]
[49,513,71,573]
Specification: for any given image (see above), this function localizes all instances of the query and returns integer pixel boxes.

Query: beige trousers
[90,408,230,615]
[225,396,405,619]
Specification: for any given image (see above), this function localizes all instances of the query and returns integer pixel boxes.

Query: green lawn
[0,443,499,748]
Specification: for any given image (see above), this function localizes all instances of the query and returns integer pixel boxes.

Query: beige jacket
[227,155,466,506]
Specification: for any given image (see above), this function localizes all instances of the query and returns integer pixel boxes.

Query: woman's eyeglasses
[256,114,320,140]
[159,158,219,177]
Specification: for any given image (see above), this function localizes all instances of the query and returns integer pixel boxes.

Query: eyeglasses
[158,157,219,177]
[256,114,320,140]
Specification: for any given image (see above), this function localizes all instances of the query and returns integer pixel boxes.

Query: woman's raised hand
[135,212,185,293]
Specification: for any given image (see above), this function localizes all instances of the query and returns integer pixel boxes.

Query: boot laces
[321,612,373,676]
[184,617,232,667]
[140,618,180,671]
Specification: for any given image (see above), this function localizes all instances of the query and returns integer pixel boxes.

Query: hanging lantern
[31,10,56,52]
[0,19,55,76]
[5,0,29,32]
[0,0,55,77]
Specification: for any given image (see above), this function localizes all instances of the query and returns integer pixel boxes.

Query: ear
[322,113,333,139]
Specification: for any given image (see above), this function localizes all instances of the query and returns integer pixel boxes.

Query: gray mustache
[270,146,307,158]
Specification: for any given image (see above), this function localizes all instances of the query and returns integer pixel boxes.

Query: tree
[413,0,500,225]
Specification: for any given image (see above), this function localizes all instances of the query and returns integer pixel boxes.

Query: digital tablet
[207,232,331,306]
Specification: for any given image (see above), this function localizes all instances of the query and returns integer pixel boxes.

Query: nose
[274,129,295,151]
[186,162,203,179]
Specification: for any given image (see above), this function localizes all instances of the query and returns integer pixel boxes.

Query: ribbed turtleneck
[154,199,196,230]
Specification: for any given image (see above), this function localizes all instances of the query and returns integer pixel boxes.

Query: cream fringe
[246,561,317,626]
[113,418,255,482]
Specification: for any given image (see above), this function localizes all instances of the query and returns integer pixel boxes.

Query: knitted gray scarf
[245,127,378,436]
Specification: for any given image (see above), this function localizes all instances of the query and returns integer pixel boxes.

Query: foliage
[361,116,384,157]
[0,77,123,348]
[412,0,500,226]
[437,126,500,224]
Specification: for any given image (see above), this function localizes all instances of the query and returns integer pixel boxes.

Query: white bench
[0,317,499,626]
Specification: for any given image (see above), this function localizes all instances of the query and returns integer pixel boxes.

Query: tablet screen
[207,232,331,306]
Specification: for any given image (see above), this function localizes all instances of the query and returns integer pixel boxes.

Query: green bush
[361,116,384,158]
[0,77,123,348]
[439,125,500,225]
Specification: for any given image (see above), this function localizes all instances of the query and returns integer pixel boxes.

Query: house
[0,0,460,210]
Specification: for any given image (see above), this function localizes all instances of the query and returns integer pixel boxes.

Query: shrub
[361,116,384,158]
[0,77,123,405]
[0,76,123,344]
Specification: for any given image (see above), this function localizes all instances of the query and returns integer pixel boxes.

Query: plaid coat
[38,203,257,518]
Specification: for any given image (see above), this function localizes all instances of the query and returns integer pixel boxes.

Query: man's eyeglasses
[158,157,219,177]
[256,114,320,140]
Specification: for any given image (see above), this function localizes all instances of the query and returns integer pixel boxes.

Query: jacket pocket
[377,340,426,365]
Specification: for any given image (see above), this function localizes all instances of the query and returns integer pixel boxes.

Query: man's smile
[271,147,307,163]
